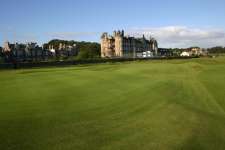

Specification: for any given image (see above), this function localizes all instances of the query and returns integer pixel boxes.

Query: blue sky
[1,0,225,48]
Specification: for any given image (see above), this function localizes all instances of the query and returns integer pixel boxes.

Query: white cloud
[46,32,99,40]
[0,27,38,44]
[127,26,225,48]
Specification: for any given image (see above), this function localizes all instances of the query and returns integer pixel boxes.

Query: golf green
[0,57,225,150]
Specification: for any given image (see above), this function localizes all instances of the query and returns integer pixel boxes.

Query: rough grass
[0,57,225,150]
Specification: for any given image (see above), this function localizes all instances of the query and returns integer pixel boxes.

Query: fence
[0,56,199,70]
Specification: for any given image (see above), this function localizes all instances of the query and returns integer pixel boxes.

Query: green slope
[0,57,225,150]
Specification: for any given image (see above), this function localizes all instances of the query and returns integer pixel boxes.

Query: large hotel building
[101,30,158,58]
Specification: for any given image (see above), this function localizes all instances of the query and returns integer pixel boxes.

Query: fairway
[0,57,225,150]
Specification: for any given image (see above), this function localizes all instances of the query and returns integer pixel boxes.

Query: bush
[76,42,101,60]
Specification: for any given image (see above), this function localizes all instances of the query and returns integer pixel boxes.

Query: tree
[76,42,101,59]
[207,46,225,54]
[0,47,3,63]
[0,47,2,56]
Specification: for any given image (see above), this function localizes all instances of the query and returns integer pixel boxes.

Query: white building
[180,52,190,57]
[143,51,154,58]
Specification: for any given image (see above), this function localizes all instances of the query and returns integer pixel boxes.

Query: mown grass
[0,57,225,150]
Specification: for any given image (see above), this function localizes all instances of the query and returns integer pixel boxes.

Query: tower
[101,33,107,57]
[59,43,63,50]
[101,33,114,58]
[150,37,158,55]
[114,30,124,57]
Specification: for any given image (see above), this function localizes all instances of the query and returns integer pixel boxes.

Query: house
[180,51,190,57]
[191,47,202,56]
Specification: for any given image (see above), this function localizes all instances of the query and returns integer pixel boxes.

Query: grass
[0,57,225,150]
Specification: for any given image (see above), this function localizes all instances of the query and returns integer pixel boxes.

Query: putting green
[0,57,225,150]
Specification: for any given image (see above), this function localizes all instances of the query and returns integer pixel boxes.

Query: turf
[0,57,225,150]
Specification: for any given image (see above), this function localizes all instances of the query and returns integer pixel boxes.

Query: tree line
[43,39,101,59]
[206,46,225,54]
[165,46,225,55]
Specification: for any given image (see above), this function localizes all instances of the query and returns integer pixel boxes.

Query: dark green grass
[0,57,225,150]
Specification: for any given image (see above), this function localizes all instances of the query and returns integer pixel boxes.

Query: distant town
[0,30,225,64]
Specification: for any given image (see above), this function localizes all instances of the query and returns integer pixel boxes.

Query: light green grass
[0,57,225,150]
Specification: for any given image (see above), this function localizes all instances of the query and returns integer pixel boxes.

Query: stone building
[3,41,13,52]
[2,41,43,61]
[3,41,26,59]
[190,47,202,56]
[48,43,77,57]
[101,30,158,58]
